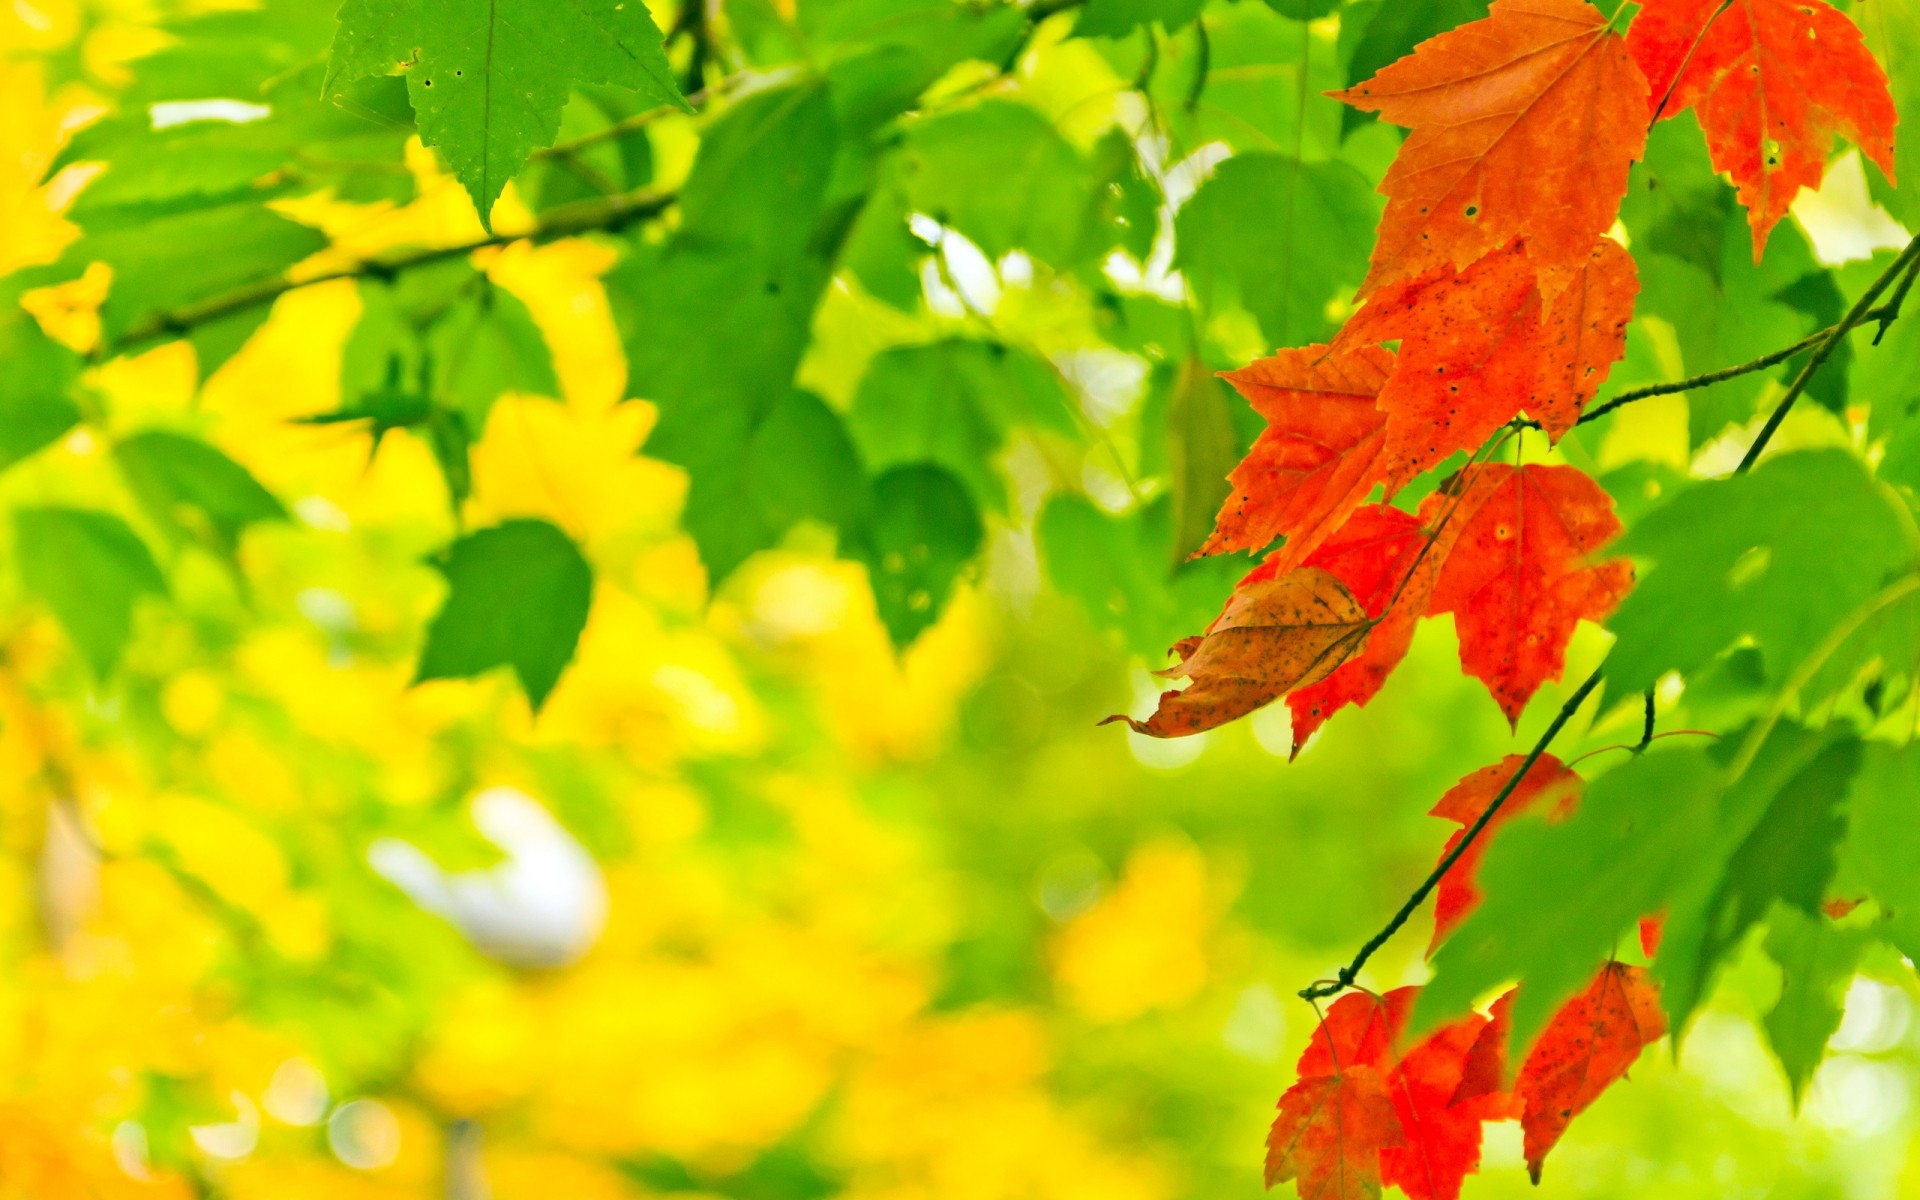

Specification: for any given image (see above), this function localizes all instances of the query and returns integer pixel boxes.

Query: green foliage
[1606,449,1916,696]
[1762,904,1869,1105]
[1656,727,1859,1035]
[1175,154,1378,346]
[0,315,81,472]
[114,431,287,557]
[324,0,685,225]
[13,508,166,678]
[1416,748,1722,1054]
[850,465,984,646]
[415,518,594,710]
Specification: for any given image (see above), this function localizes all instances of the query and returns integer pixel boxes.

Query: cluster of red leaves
[1193,2,1901,1193]
[1111,0,1896,746]
[1269,758,1667,1197]
[1269,966,1664,1199]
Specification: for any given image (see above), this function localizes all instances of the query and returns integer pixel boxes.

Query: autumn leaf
[1272,990,1409,1200]
[1379,1007,1492,1200]
[1338,240,1637,490]
[1298,988,1417,1078]
[1449,991,1520,1116]
[1267,1070,1404,1200]
[1427,464,1633,725]
[1627,0,1898,258]
[1331,0,1650,298]
[1102,568,1371,738]
[1428,754,1585,952]
[1281,505,1432,757]
[1279,988,1504,1200]
[1516,962,1666,1182]
[1201,343,1396,572]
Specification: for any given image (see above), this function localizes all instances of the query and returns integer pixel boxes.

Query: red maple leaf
[1627,0,1898,258]
[1337,241,1638,491]
[1202,343,1396,572]
[1427,754,1585,952]
[1267,1070,1404,1200]
[1449,991,1522,1118]
[1283,505,1432,757]
[1379,1009,1492,1200]
[1101,568,1371,738]
[1330,0,1650,298]
[1516,962,1666,1182]
[1427,463,1634,726]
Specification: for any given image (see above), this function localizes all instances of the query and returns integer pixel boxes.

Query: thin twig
[96,185,678,360]
[1299,231,1920,1007]
[1299,668,1604,1001]
[1558,300,1899,429]
[1738,234,1920,473]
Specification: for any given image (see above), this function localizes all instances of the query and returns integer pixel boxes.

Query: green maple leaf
[324,0,687,228]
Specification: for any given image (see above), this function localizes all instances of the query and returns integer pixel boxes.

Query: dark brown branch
[97,185,678,360]
[1738,233,1920,473]
[1298,668,1604,1001]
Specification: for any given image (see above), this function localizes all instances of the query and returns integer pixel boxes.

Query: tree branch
[97,185,678,360]
[1299,668,1604,1001]
[1301,234,1920,1005]
[1738,233,1920,473]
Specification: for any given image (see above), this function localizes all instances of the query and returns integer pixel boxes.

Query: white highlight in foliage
[149,99,271,130]
[368,787,607,968]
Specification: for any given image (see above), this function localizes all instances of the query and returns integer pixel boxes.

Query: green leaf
[1076,127,1160,268]
[113,431,286,556]
[415,519,594,710]
[651,389,870,582]
[1626,155,1835,447]
[1175,153,1378,346]
[425,282,560,430]
[1844,743,1920,960]
[1074,0,1206,38]
[0,311,81,472]
[614,82,843,411]
[1656,727,1859,1035]
[850,465,983,647]
[1166,353,1238,563]
[847,339,1075,512]
[1038,493,1244,660]
[1606,449,1915,696]
[324,0,686,227]
[14,507,166,679]
[1763,903,1869,1106]
[1415,748,1723,1053]
[58,200,327,372]
[899,101,1086,262]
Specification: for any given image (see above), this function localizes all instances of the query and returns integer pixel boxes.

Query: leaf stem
[1298,666,1603,1001]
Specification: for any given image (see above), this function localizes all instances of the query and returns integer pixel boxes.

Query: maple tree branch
[1568,298,1901,427]
[1738,233,1920,474]
[1300,234,1920,1007]
[97,185,679,360]
[1298,667,1604,1002]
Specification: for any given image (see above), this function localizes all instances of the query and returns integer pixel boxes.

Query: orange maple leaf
[1331,0,1650,298]
[1628,0,1898,259]
[1280,505,1432,757]
[1101,568,1370,738]
[1427,463,1634,726]
[1516,962,1665,1182]
[1338,240,1637,491]
[1202,343,1396,572]
[1427,754,1585,952]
